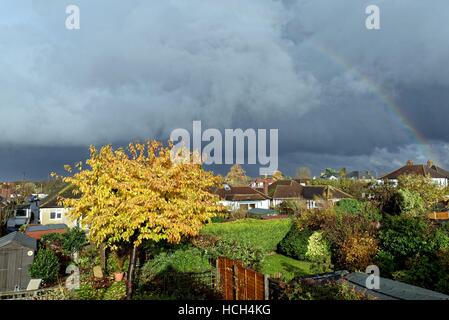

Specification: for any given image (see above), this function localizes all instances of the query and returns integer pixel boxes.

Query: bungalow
[380,160,449,187]
[250,177,274,189]
[5,196,40,232]
[269,180,353,209]
[39,185,86,230]
[214,185,271,211]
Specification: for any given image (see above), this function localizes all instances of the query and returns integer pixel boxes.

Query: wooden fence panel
[217,257,267,300]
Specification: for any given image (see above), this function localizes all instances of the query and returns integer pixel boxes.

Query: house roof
[302,185,353,200]
[381,161,449,180]
[269,180,352,201]
[40,184,81,208]
[0,231,37,250]
[214,186,270,201]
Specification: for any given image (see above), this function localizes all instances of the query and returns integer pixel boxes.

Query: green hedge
[277,226,312,260]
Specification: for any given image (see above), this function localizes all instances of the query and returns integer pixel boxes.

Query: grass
[201,218,292,253]
[260,254,315,282]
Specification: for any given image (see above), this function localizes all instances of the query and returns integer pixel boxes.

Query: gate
[216,257,268,300]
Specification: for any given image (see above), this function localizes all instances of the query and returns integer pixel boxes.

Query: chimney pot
[427,160,433,167]
[406,160,413,166]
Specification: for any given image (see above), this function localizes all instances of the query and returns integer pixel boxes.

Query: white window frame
[50,211,62,220]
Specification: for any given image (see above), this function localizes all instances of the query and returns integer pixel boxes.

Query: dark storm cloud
[0,0,448,179]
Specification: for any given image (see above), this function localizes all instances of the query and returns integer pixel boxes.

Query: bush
[339,233,378,271]
[379,215,433,261]
[75,282,105,300]
[29,248,61,285]
[40,228,87,256]
[335,199,382,222]
[322,212,378,270]
[277,226,312,260]
[41,233,65,253]
[103,281,126,300]
[374,250,396,278]
[296,207,333,232]
[282,279,368,300]
[62,227,87,254]
[208,239,264,270]
[305,231,331,264]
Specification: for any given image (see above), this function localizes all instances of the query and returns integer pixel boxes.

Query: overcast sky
[1,0,449,180]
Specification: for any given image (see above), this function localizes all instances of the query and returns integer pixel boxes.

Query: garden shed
[0,232,37,292]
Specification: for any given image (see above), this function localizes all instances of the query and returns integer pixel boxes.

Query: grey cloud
[0,0,448,179]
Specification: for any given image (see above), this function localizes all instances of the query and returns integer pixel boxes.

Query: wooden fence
[216,257,268,300]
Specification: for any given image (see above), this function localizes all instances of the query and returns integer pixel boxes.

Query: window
[15,209,27,217]
[50,211,62,220]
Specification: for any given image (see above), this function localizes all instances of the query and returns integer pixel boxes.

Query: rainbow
[302,39,438,164]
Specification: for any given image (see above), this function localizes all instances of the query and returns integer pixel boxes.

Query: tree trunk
[99,244,106,270]
[126,245,138,300]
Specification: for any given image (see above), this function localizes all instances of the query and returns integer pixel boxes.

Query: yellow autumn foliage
[58,141,222,249]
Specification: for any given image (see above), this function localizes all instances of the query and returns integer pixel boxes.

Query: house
[250,177,274,189]
[0,232,37,292]
[214,185,271,211]
[5,196,40,232]
[380,160,449,187]
[39,185,85,230]
[269,180,353,209]
[345,170,376,181]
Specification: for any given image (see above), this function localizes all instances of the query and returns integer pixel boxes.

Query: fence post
[215,258,220,289]
[233,264,239,300]
[264,275,270,300]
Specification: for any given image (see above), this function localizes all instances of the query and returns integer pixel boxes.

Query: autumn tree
[397,174,446,209]
[296,167,312,180]
[272,170,285,181]
[224,164,250,186]
[59,141,222,298]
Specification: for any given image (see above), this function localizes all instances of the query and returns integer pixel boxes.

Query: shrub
[207,239,264,270]
[277,226,312,260]
[336,199,382,222]
[75,282,104,300]
[296,207,333,232]
[379,215,433,261]
[339,233,378,271]
[62,227,87,254]
[103,281,126,300]
[41,233,65,253]
[282,279,368,300]
[29,248,61,285]
[305,231,331,264]
[322,212,378,270]
[374,250,396,278]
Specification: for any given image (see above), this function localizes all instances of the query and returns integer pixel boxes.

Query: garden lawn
[201,218,292,253]
[260,254,315,282]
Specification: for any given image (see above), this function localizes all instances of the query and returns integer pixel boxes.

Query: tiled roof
[381,163,449,179]
[215,186,270,201]
[269,180,352,200]
[40,184,81,208]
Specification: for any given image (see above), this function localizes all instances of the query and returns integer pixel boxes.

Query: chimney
[263,180,269,196]
[427,160,434,168]
[406,160,414,166]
